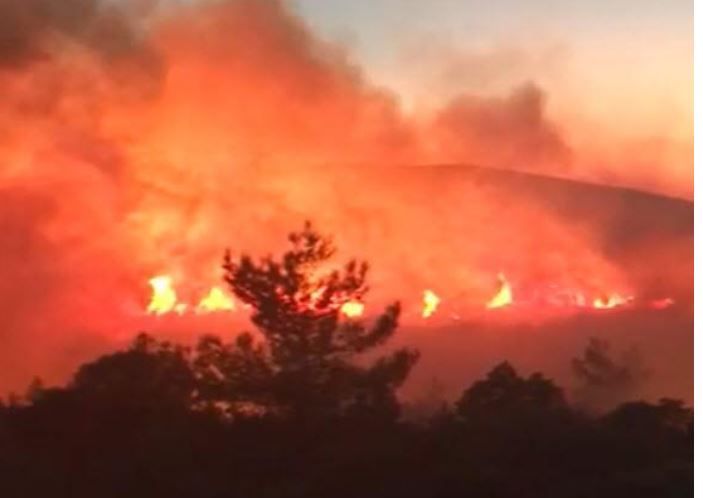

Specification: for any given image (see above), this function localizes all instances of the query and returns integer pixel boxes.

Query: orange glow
[593,293,632,309]
[145,275,374,318]
[147,277,234,315]
[649,297,675,310]
[144,276,663,319]
[147,275,184,315]
[486,273,512,309]
[197,286,236,313]
[340,300,365,318]
[422,289,440,318]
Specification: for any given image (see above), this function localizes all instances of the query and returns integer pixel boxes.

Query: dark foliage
[456,361,568,421]
[0,346,692,498]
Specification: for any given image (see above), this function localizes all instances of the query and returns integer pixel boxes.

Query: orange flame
[422,289,440,318]
[340,300,364,318]
[593,293,632,309]
[486,273,512,309]
[197,286,235,313]
[147,275,186,315]
[145,274,656,319]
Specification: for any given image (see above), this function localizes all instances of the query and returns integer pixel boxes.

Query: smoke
[0,0,691,396]
[429,82,571,174]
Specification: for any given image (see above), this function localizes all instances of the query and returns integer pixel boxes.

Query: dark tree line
[0,224,692,498]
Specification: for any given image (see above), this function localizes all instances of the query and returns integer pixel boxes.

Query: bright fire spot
[649,297,675,310]
[340,300,364,318]
[147,275,183,315]
[593,293,631,309]
[486,273,512,309]
[197,286,236,313]
[422,289,440,318]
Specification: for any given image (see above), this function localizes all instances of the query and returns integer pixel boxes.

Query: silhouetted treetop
[71,333,195,411]
[455,361,567,422]
[604,398,692,435]
[196,221,419,421]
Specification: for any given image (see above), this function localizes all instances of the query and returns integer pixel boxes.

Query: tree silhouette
[0,339,692,498]
[605,398,692,435]
[572,337,650,412]
[455,361,567,424]
[70,333,196,419]
[195,222,419,421]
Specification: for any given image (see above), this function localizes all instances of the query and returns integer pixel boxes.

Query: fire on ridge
[146,273,673,320]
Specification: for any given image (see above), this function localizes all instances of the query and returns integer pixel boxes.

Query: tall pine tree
[194,222,419,422]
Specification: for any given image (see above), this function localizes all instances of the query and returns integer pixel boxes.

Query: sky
[290,0,693,196]
[293,0,692,129]
[156,0,692,194]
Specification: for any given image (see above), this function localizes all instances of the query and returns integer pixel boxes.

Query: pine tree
[195,222,419,422]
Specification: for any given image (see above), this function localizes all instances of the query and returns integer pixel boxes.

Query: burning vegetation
[144,267,668,320]
[0,0,691,413]
[0,0,691,495]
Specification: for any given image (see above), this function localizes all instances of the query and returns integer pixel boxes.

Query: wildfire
[147,274,369,318]
[593,293,632,309]
[147,275,186,315]
[422,289,440,318]
[340,300,365,318]
[197,286,236,313]
[145,274,656,319]
[486,273,512,309]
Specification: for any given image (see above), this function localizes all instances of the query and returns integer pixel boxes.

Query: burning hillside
[135,163,689,326]
[0,0,692,396]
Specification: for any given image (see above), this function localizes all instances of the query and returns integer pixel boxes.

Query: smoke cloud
[429,82,571,173]
[0,0,691,399]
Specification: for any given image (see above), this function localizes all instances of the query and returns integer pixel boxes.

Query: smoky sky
[0,0,692,403]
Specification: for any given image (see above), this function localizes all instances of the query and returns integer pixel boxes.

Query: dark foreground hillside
[0,217,692,498]
[0,335,692,498]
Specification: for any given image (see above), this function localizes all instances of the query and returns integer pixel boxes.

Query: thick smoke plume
[0,0,692,396]
[430,82,571,174]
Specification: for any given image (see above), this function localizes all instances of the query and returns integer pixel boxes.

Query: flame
[147,275,369,317]
[147,275,185,315]
[340,300,364,318]
[593,293,631,309]
[422,289,440,318]
[486,273,512,309]
[145,273,655,319]
[197,286,235,313]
